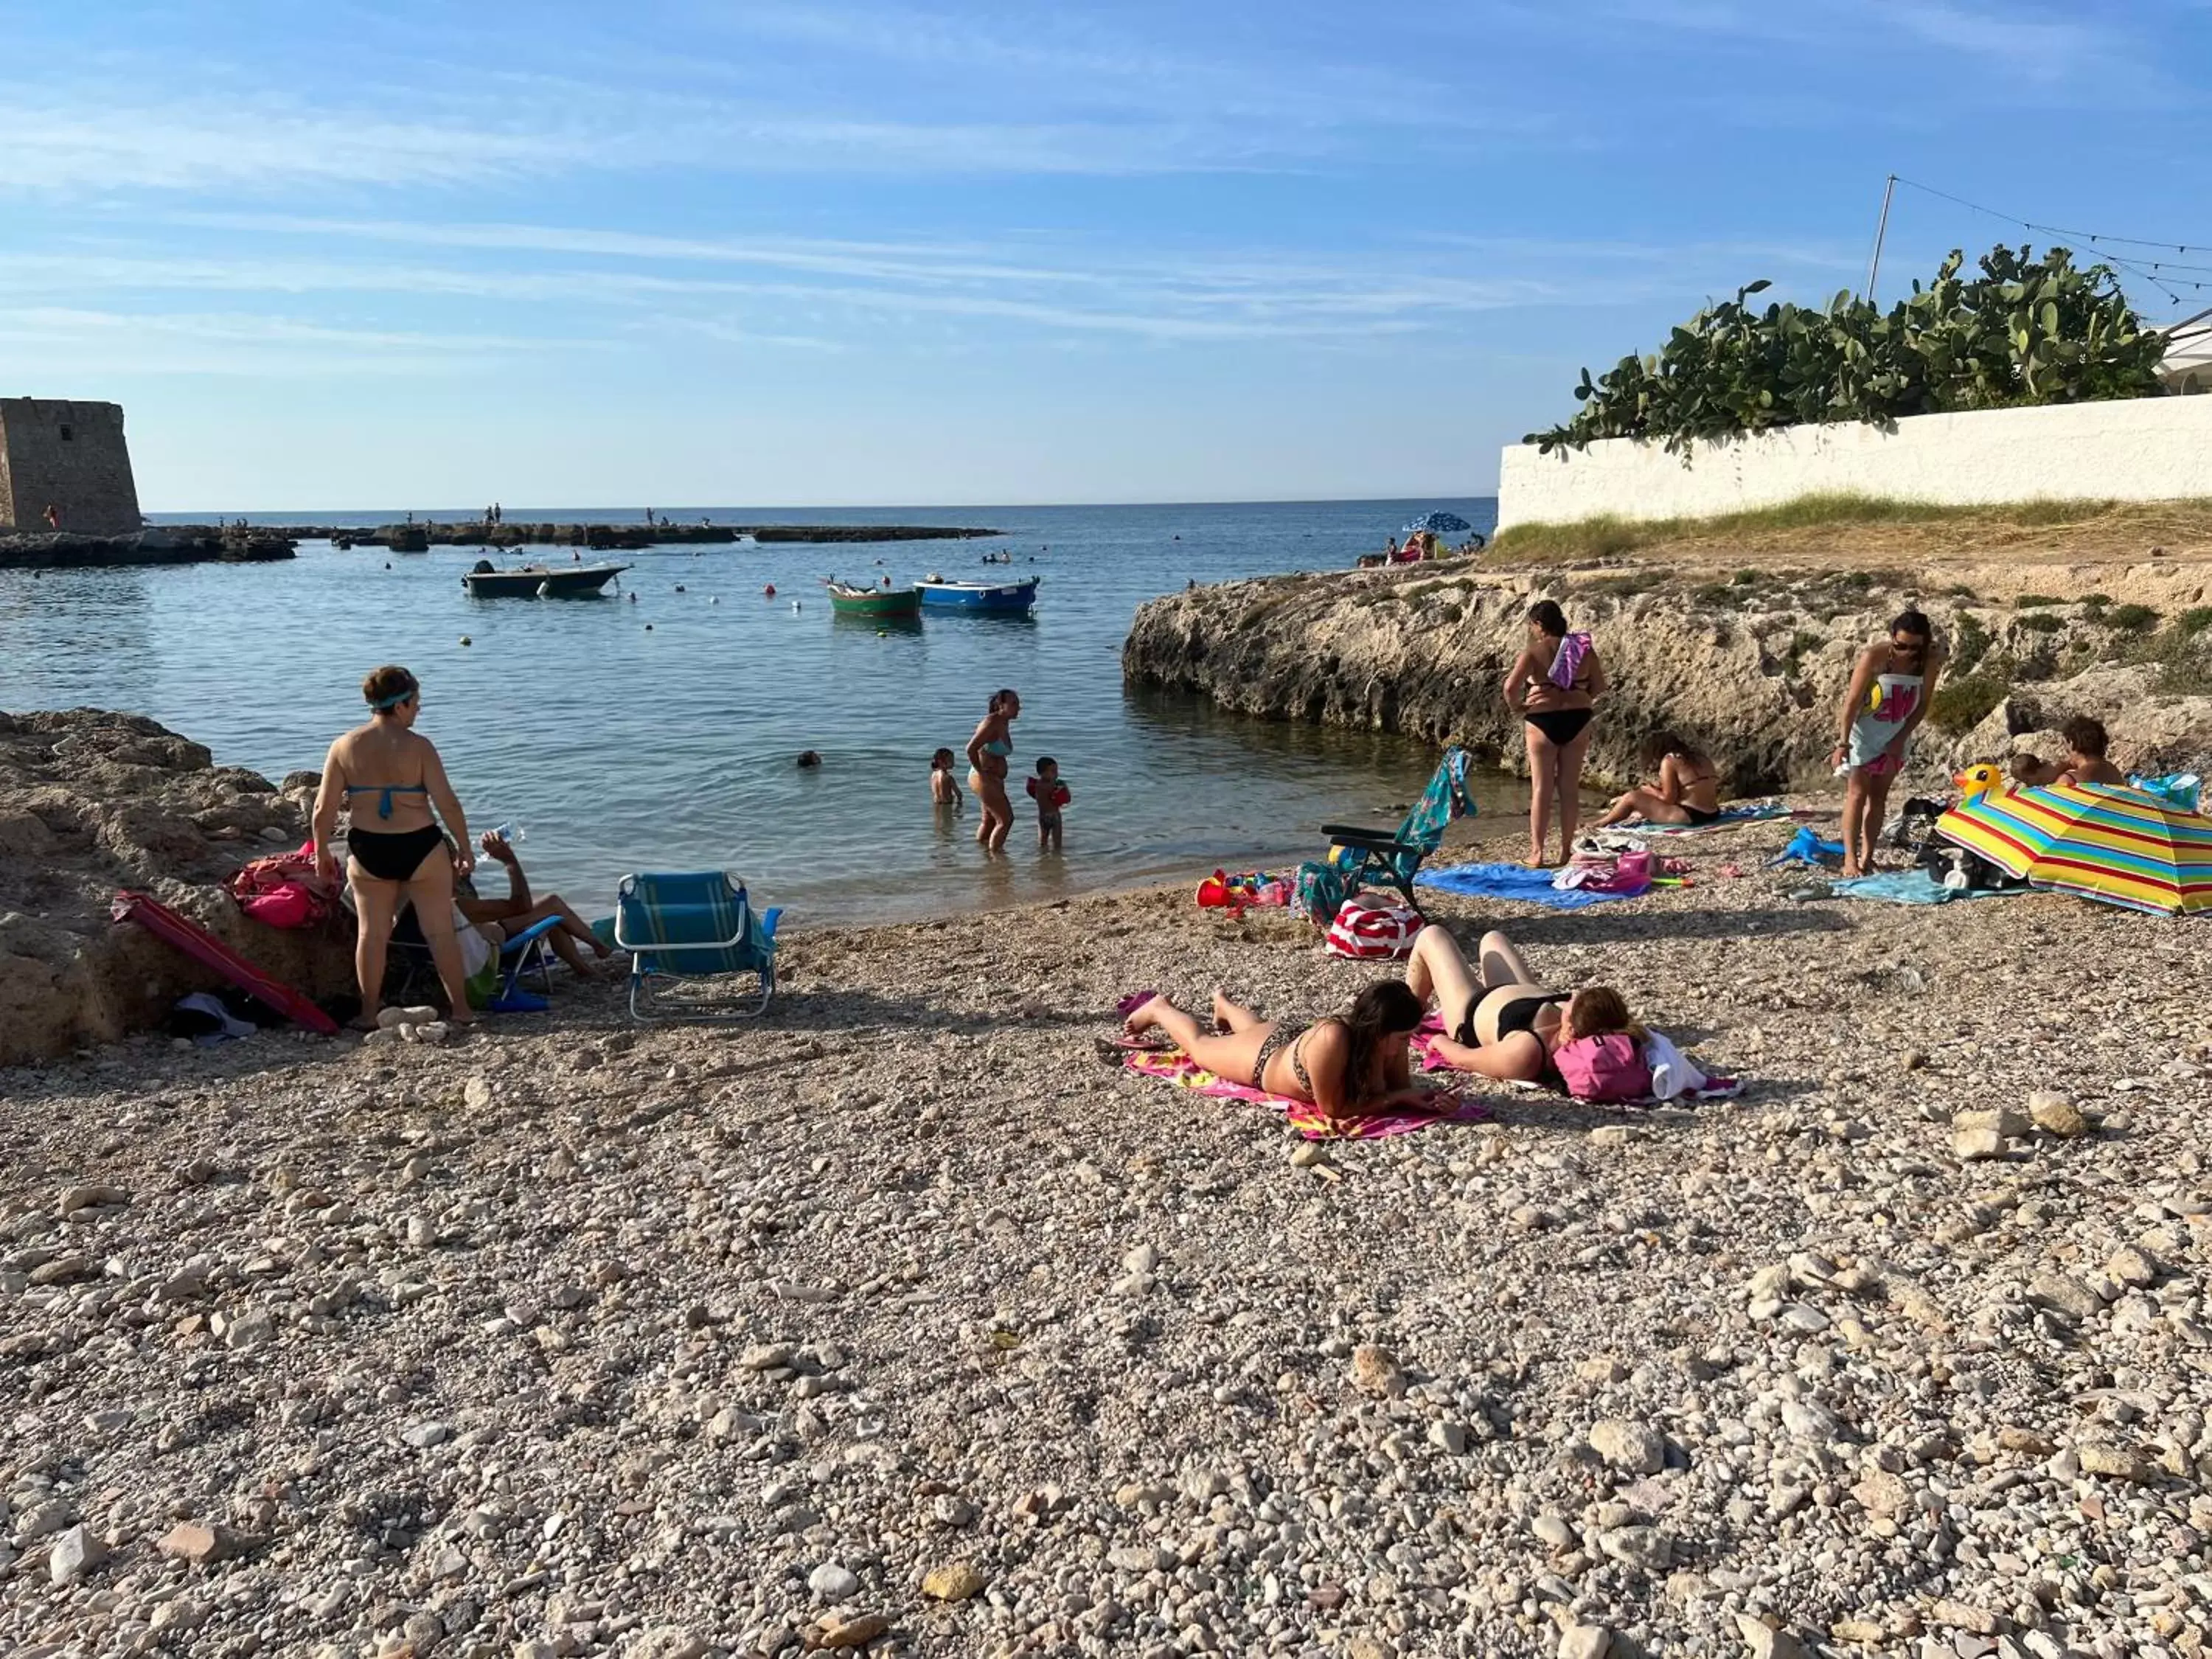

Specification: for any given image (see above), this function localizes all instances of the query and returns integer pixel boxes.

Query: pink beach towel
[1548,630,1593,690]
[1115,1039,1485,1140]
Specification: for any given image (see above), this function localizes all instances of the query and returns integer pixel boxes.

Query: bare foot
[347,1010,380,1034]
[1209,989,1237,1034]
[1525,852,1553,869]
[1122,995,1166,1038]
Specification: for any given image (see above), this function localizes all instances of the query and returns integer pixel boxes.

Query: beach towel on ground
[1830,870,2023,906]
[1413,862,1640,911]
[1116,1040,1484,1139]
[1610,801,1791,836]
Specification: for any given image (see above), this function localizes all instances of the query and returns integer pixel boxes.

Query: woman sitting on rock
[1122,982,1428,1129]
[1594,730,1722,828]
[1406,924,1640,1085]
[313,665,476,1030]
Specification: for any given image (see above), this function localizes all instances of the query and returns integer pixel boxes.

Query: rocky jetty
[2,816,2209,1657]
[0,710,352,1065]
[0,529,293,571]
[1124,555,2212,791]
[175,522,1002,552]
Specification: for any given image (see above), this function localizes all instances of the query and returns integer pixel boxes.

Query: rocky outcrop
[1124,559,2212,790]
[0,530,293,570]
[0,711,354,1066]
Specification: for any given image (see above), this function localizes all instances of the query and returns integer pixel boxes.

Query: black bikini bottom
[1526,709,1593,745]
[1683,804,1721,827]
[349,824,445,882]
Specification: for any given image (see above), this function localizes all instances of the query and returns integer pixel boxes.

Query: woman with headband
[313,665,477,1030]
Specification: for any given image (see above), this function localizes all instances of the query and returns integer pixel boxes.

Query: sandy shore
[3,807,2208,1659]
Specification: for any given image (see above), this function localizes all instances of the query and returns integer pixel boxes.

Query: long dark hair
[1638,728,1705,771]
[988,687,1019,716]
[1528,599,1568,639]
[1341,981,1424,1097]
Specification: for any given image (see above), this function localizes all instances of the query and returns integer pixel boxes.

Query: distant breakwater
[0,521,1001,571]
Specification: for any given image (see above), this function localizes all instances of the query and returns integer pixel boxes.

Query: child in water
[930,748,963,813]
[1026,757,1071,851]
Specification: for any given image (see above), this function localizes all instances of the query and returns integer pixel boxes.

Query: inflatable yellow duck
[1952,761,2007,799]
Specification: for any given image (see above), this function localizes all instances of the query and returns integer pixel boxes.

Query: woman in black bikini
[1505,600,1604,867]
[1121,982,1427,1129]
[1595,730,1722,829]
[1405,924,1639,1083]
[312,666,476,1029]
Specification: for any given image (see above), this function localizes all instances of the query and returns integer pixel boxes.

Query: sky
[5,1,2211,510]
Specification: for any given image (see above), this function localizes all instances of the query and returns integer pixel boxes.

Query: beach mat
[1610,801,1791,836]
[1413,862,1639,910]
[1114,1040,1485,1139]
[1829,871,2024,906]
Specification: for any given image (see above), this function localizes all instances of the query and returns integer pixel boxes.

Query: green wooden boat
[825,580,922,618]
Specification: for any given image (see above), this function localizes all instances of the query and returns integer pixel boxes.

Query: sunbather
[1595,731,1722,828]
[1406,924,1640,1084]
[1122,982,1427,1130]
[457,831,615,978]
[2009,716,2126,789]
[313,666,475,1030]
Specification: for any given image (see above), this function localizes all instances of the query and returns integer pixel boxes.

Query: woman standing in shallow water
[966,688,1020,853]
[313,666,476,1029]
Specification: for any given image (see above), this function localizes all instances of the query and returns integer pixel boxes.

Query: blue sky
[6,1,2208,509]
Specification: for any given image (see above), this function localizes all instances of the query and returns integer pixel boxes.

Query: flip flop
[1114,990,1158,1018]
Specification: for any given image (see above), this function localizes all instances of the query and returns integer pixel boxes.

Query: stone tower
[0,399,142,536]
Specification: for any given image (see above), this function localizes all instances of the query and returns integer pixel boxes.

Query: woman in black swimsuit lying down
[1122,982,1427,1129]
[1405,924,1641,1083]
[312,665,476,1030]
[1505,599,1605,868]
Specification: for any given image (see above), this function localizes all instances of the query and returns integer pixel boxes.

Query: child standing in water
[1026,757,1071,851]
[929,748,964,813]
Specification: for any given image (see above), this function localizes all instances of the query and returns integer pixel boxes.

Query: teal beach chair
[613,871,781,1022]
[1311,745,1477,917]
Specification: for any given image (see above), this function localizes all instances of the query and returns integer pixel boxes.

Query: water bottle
[492,821,525,844]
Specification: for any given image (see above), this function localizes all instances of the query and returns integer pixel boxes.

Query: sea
[1,498,1506,925]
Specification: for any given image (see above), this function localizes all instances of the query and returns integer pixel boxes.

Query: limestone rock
[158,1521,258,1565]
[1559,1627,1613,1659]
[2028,1089,2087,1136]
[1351,1343,1405,1397]
[1733,1613,1809,1659]
[1589,1418,1666,1474]
[48,1523,105,1585]
[922,1561,986,1601]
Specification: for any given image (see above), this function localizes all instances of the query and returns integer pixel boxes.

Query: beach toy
[1953,762,2005,799]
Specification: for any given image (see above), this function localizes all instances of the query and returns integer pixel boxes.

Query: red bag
[226,841,337,929]
[1324,896,1420,961]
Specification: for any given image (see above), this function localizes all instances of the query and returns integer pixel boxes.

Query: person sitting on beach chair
[457,830,616,978]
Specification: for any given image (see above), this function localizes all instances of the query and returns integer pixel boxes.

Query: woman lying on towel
[1122,983,1428,1127]
[1407,924,1641,1084]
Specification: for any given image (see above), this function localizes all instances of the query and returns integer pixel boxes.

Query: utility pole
[1866,173,1898,304]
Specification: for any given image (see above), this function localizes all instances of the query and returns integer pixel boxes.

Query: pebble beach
[4,810,2208,1659]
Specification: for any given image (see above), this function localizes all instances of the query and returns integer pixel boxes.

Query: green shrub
[1951,612,1993,675]
[1732,568,1762,586]
[2080,592,2112,609]
[2014,594,2062,608]
[1929,675,2007,733]
[1947,583,1978,599]
[2176,605,2212,637]
[2016,613,2062,633]
[1691,582,1733,606]
[2106,602,2159,634]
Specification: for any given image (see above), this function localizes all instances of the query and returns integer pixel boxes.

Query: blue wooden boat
[915,574,1038,613]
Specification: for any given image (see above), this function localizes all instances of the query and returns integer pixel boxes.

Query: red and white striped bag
[1324,895,1421,960]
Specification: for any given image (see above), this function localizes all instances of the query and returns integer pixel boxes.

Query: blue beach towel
[1613,801,1791,835]
[1413,862,1639,911]
[1830,871,2023,906]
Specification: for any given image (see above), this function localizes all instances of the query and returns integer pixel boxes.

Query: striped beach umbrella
[1937,779,2212,916]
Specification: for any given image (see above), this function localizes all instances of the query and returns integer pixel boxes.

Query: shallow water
[2,499,1510,924]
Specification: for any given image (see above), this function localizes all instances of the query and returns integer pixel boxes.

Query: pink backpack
[1325,895,1421,961]
[1555,1032,1652,1102]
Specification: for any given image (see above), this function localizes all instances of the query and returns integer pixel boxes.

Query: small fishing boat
[825,580,922,619]
[915,574,1039,613]
[462,560,630,598]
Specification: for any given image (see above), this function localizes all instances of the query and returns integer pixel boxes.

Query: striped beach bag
[1324,895,1421,961]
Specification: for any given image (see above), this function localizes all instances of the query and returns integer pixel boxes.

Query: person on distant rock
[966,688,1020,853]
[1408,924,1642,1087]
[1504,599,1604,866]
[313,666,476,1030]
[1595,730,1722,828]
[1121,982,1427,1131]
[1832,611,1945,877]
[2010,715,2126,789]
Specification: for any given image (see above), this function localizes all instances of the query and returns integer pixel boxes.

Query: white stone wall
[1495,394,2212,530]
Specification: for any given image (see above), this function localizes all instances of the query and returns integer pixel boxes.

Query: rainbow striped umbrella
[1938,779,2212,916]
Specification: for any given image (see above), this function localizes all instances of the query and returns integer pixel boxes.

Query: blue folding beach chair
[1307,745,1478,919]
[613,871,781,1022]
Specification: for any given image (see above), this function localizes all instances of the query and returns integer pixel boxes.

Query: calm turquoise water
[3,500,1500,924]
